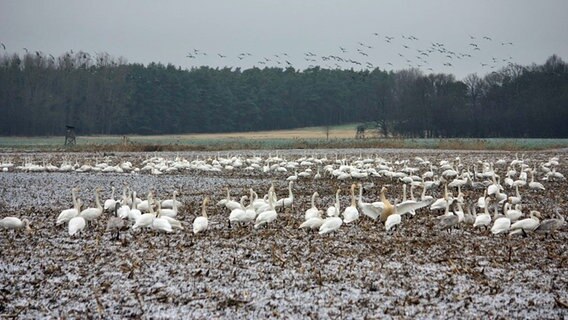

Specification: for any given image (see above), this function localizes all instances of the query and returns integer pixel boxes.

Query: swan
[229,196,249,223]
[342,184,359,224]
[508,185,521,204]
[438,200,459,233]
[56,187,81,225]
[220,188,241,211]
[385,200,401,233]
[305,192,322,220]
[430,184,452,211]
[528,170,545,191]
[125,192,141,222]
[157,202,184,230]
[152,205,173,233]
[192,197,209,234]
[326,189,341,217]
[254,190,278,229]
[132,202,157,231]
[509,210,541,236]
[106,203,126,240]
[534,208,566,239]
[318,215,343,235]
[103,187,117,212]
[505,203,523,222]
[68,216,86,236]
[137,194,155,213]
[473,197,492,231]
[463,203,476,225]
[491,204,511,235]
[161,190,183,209]
[275,181,294,209]
[159,191,178,218]
[357,183,381,220]
[0,216,31,233]
[79,187,103,223]
[477,190,487,209]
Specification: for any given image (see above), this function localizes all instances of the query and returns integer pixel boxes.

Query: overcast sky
[1,0,567,79]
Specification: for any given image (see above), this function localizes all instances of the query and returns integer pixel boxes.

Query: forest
[0,51,567,138]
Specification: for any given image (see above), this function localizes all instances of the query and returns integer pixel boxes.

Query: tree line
[0,51,566,138]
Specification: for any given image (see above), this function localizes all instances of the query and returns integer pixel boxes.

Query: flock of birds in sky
[184,32,516,74]
[1,153,566,240]
[1,30,516,75]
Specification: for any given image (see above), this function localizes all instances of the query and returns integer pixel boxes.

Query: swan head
[530,210,542,219]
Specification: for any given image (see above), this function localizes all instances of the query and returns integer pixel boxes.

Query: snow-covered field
[1,149,567,318]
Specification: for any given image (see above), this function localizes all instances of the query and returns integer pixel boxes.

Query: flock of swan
[1,153,566,240]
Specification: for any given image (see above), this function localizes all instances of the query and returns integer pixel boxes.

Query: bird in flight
[0,43,5,50]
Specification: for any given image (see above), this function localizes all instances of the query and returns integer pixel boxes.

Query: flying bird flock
[184,32,517,73]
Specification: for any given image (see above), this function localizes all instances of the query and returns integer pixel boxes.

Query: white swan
[342,184,359,224]
[56,187,81,225]
[275,181,294,209]
[192,197,209,234]
[68,216,86,236]
[385,200,401,233]
[103,187,117,212]
[152,202,173,233]
[157,202,183,230]
[161,190,183,209]
[229,196,249,223]
[79,187,103,223]
[305,192,322,220]
[528,170,545,191]
[1,216,31,233]
[491,204,511,235]
[326,189,341,217]
[509,210,541,236]
[254,191,278,229]
[473,197,492,230]
[159,191,178,218]
[319,215,343,235]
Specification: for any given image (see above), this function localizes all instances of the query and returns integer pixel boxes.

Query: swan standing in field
[79,187,103,224]
[156,202,183,230]
[132,202,157,231]
[254,191,278,229]
[491,205,511,235]
[438,200,459,233]
[193,197,210,234]
[473,197,492,231]
[385,200,402,233]
[103,187,117,212]
[326,189,341,217]
[229,196,252,225]
[534,208,566,239]
[319,191,343,235]
[106,203,126,240]
[1,216,31,235]
[152,202,173,233]
[68,215,86,236]
[159,191,179,218]
[528,170,545,191]
[56,187,81,225]
[305,192,322,220]
[275,181,294,210]
[343,184,360,224]
[509,210,541,236]
[161,190,183,209]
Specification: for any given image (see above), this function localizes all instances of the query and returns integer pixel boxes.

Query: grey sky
[1,0,567,79]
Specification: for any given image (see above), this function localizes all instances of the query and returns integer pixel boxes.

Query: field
[2,124,568,151]
[0,148,567,318]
